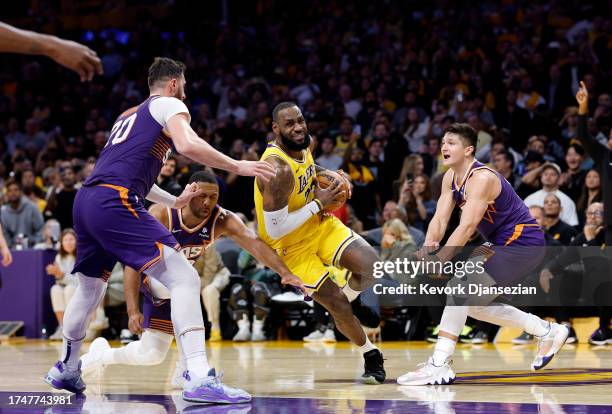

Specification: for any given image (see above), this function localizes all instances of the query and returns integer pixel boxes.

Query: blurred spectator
[46,229,78,340]
[559,144,587,201]
[397,174,436,232]
[315,136,343,171]
[1,180,44,247]
[541,194,577,244]
[156,157,182,196]
[45,165,78,230]
[576,169,602,227]
[492,151,519,189]
[195,245,231,342]
[524,163,579,226]
[33,219,61,250]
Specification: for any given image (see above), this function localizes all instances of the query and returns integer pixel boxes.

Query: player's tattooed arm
[219,212,305,291]
[148,204,170,229]
[258,157,294,211]
[124,266,145,335]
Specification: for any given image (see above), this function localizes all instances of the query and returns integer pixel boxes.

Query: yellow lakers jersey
[254,142,319,249]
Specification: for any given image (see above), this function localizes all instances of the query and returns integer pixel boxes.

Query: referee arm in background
[575,81,612,244]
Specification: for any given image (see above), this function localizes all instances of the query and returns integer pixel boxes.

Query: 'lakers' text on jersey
[254,143,320,250]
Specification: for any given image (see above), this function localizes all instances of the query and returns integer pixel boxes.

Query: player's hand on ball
[236,160,276,182]
[1,247,12,267]
[539,269,554,293]
[280,273,306,294]
[315,178,345,210]
[336,169,352,199]
[128,311,145,335]
[174,182,203,209]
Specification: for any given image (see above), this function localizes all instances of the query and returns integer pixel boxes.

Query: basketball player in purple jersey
[45,57,275,404]
[397,123,569,386]
[80,171,303,388]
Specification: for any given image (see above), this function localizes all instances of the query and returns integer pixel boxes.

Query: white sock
[61,337,84,371]
[342,283,361,302]
[468,305,549,337]
[432,336,456,366]
[525,314,550,337]
[180,328,210,378]
[358,336,377,354]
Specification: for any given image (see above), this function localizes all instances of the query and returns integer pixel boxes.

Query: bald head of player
[441,123,478,168]
[271,102,311,152]
[185,171,219,221]
[147,57,187,101]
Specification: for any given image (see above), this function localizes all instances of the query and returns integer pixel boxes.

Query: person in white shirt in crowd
[47,229,78,340]
[524,163,579,226]
[34,219,61,250]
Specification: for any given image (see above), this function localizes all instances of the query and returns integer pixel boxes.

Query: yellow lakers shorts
[277,214,360,293]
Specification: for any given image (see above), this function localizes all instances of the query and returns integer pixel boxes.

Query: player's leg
[146,246,251,403]
[313,278,385,384]
[397,306,466,385]
[468,304,567,370]
[45,272,108,393]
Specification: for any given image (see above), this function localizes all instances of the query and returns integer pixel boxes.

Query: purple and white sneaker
[182,368,251,404]
[44,360,86,394]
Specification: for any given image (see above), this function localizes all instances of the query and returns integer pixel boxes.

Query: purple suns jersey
[83,95,175,198]
[167,205,224,264]
[451,160,543,246]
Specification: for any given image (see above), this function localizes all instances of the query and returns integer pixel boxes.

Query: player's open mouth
[443,154,450,160]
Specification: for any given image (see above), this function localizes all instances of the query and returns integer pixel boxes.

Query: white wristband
[264,201,321,239]
[146,184,177,208]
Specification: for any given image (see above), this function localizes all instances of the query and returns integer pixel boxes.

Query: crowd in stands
[1,0,611,344]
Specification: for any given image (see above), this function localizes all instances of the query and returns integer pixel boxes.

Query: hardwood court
[1,339,612,413]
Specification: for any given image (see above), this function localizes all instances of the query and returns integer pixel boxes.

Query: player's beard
[280,131,311,151]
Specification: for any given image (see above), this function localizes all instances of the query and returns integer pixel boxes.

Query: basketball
[316,170,349,211]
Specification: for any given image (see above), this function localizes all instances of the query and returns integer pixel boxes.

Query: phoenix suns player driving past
[254,102,385,384]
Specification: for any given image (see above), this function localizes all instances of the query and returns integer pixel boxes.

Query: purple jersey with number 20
[73,95,182,279]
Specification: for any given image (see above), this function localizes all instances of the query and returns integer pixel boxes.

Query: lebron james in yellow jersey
[254,102,386,384]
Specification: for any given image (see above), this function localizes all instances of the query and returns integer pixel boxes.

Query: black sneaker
[512,331,534,345]
[426,325,439,343]
[362,349,386,384]
[458,325,474,343]
[588,328,612,346]
[565,326,578,344]
[471,331,489,345]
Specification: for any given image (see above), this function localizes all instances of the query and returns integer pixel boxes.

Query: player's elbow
[266,226,286,240]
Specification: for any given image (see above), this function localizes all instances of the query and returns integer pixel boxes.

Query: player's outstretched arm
[424,170,455,247]
[146,183,202,209]
[167,114,275,181]
[0,22,102,81]
[220,212,305,291]
[437,171,496,261]
[0,223,12,267]
[124,266,144,335]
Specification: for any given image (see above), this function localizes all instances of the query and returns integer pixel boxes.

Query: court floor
[1,339,612,413]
